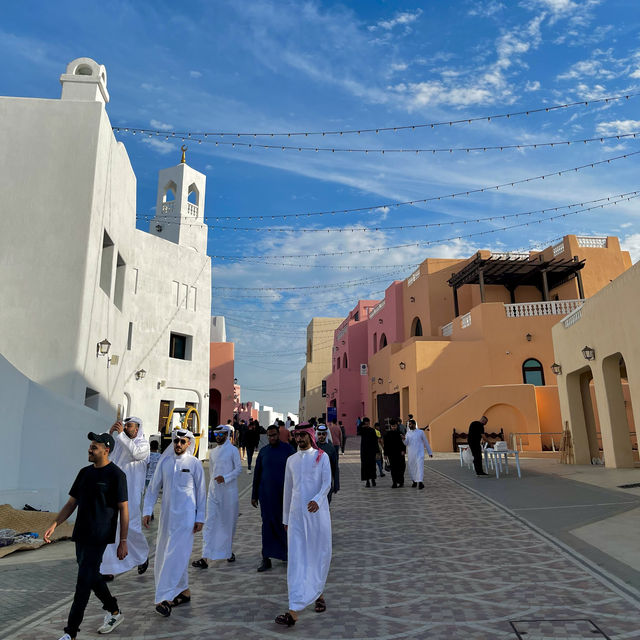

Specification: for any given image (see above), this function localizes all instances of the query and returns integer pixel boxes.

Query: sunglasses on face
[174,438,189,445]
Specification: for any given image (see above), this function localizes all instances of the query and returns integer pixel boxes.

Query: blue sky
[3,0,640,416]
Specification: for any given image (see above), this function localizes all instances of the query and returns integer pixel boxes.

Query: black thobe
[383,429,406,485]
[360,426,378,481]
[318,441,340,503]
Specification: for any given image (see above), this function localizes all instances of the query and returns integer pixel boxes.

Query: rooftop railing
[505,299,583,318]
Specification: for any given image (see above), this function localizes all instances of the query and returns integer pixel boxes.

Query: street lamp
[96,338,111,357]
[581,345,596,361]
[550,362,562,375]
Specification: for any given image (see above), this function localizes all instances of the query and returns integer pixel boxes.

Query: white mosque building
[0,58,212,508]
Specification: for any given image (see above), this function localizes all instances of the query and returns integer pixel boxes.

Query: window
[99,231,114,297]
[373,332,378,354]
[522,358,545,386]
[127,322,133,350]
[187,183,199,205]
[411,317,423,337]
[114,252,126,311]
[84,387,99,411]
[379,333,387,349]
[354,311,360,321]
[343,353,348,369]
[337,357,340,370]
[170,332,192,360]
[321,379,327,398]
[301,378,306,397]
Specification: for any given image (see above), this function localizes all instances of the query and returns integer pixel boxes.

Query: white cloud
[630,69,640,79]
[525,80,541,91]
[468,2,505,18]
[140,137,176,155]
[369,9,422,32]
[150,119,173,131]
[189,70,202,78]
[621,233,640,263]
[596,120,640,136]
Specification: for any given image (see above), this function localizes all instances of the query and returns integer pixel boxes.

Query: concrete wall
[0,355,109,511]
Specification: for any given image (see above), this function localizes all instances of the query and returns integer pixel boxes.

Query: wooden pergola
[447,254,586,317]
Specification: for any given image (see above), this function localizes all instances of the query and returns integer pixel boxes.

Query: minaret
[59,57,109,103]
[150,146,208,253]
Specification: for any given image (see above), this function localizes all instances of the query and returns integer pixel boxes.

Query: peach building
[326,235,632,452]
[552,250,639,468]
[298,317,343,422]
[324,300,380,435]
[209,316,235,428]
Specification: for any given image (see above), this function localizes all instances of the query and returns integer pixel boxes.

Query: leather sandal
[155,601,172,617]
[191,558,208,569]
[172,593,191,606]
[315,596,326,613]
[275,612,296,626]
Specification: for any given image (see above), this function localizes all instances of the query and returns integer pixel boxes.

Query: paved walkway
[4,451,640,639]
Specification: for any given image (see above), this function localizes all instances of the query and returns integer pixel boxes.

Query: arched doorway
[209,388,222,440]
[411,317,423,337]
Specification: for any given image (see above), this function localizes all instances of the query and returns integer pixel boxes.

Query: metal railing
[505,299,583,318]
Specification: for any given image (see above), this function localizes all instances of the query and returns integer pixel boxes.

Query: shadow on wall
[0,354,113,512]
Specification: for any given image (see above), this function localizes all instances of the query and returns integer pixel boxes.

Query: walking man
[339,421,346,453]
[403,419,432,489]
[359,417,378,487]
[316,424,340,503]
[100,417,150,581]
[383,420,406,488]
[142,429,206,618]
[251,424,294,572]
[45,432,128,640]
[328,420,342,454]
[468,415,490,476]
[193,425,242,568]
[275,425,332,626]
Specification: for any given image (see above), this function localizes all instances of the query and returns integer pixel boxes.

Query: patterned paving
[6,451,640,639]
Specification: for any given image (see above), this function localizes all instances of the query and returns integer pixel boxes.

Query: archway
[209,388,222,440]
[410,317,423,337]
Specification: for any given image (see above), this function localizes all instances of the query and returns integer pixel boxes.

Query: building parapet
[577,236,607,248]
[187,202,199,217]
[505,299,583,318]
[336,324,348,342]
[561,305,583,328]
[441,321,453,336]
[407,267,420,286]
[369,299,386,318]
[490,252,529,260]
[552,241,564,257]
[460,312,472,328]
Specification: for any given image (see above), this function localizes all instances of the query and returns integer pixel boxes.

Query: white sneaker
[247,469,252,474]
[97,611,124,634]
[57,635,73,640]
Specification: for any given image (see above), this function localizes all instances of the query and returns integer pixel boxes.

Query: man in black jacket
[468,416,490,476]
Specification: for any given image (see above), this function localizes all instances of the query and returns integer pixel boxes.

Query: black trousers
[247,446,256,469]
[469,441,484,475]
[388,454,405,485]
[65,542,118,637]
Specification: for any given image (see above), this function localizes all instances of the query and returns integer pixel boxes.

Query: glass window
[522,358,545,386]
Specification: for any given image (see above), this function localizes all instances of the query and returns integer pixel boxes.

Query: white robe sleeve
[142,456,164,517]
[282,457,293,526]
[116,431,150,461]
[312,454,332,505]
[193,460,207,523]
[422,431,433,456]
[223,445,242,484]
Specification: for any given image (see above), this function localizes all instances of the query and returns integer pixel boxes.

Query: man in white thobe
[101,417,150,580]
[275,425,332,627]
[142,429,206,617]
[403,419,433,490]
[192,425,242,567]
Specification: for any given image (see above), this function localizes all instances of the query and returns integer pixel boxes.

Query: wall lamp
[378,318,383,324]
[135,369,146,380]
[399,362,406,370]
[550,362,562,375]
[377,378,383,384]
[234,377,238,384]
[581,345,596,361]
[525,333,532,342]
[96,338,111,357]
[410,296,415,303]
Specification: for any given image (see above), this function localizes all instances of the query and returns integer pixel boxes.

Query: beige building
[299,317,342,421]
[553,252,639,468]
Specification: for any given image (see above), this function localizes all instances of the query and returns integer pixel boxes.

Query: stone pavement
[4,449,640,639]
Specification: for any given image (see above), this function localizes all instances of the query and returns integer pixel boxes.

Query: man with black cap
[45,432,129,640]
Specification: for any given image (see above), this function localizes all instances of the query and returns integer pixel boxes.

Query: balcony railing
[577,236,607,248]
[441,321,453,336]
[505,299,584,318]
[336,324,348,341]
[407,267,420,286]
[187,202,199,216]
[562,305,583,328]
[161,201,175,216]
[369,299,386,318]
[460,312,472,328]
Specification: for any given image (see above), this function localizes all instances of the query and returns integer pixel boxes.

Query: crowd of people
[46,410,473,639]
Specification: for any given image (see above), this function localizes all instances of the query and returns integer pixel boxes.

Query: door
[376,392,400,427]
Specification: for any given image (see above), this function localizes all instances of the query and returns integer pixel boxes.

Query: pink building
[367,281,405,360]
[324,300,379,435]
[209,342,235,428]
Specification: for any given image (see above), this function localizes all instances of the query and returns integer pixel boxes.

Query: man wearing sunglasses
[142,429,206,618]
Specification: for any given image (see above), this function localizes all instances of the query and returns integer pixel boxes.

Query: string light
[138,150,640,222]
[141,190,640,233]
[118,130,640,155]
[112,92,637,139]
